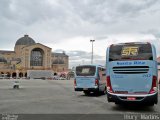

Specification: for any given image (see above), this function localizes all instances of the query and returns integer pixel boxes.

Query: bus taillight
[106,76,113,93]
[149,76,157,94]
[74,79,77,86]
[95,79,99,86]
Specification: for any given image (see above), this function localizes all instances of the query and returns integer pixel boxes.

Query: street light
[90,39,95,64]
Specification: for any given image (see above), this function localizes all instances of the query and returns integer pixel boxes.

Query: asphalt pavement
[0,79,159,119]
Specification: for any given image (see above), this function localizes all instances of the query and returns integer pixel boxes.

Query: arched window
[12,72,16,78]
[19,72,23,77]
[30,48,43,66]
[6,72,11,78]
[25,73,27,77]
[1,72,4,75]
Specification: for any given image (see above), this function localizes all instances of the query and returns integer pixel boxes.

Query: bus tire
[155,94,158,104]
[103,87,107,95]
[115,102,120,105]
[94,90,101,96]
[84,91,90,95]
[147,102,154,106]
[107,94,114,102]
[100,87,106,95]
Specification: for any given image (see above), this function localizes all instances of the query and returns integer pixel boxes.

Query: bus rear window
[109,44,153,61]
[76,66,96,76]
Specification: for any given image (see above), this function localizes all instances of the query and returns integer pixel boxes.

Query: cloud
[66,50,105,67]
[1,0,159,38]
[67,50,104,60]
[139,29,160,56]
[143,29,160,38]
[1,0,160,67]
[1,0,160,42]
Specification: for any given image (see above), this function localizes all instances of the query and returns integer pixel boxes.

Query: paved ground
[0,79,160,114]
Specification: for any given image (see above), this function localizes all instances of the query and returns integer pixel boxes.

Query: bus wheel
[84,91,90,95]
[107,95,113,102]
[155,94,158,104]
[94,90,101,96]
[147,103,154,106]
[115,102,120,105]
[102,87,107,95]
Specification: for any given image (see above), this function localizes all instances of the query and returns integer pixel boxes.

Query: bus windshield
[76,66,96,76]
[109,43,153,61]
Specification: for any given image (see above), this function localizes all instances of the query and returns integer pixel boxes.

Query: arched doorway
[25,73,27,77]
[54,73,57,76]
[0,72,4,78]
[0,72,4,77]
[30,48,44,66]
[12,72,16,78]
[6,72,11,78]
[19,72,23,78]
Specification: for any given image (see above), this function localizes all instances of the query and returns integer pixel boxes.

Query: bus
[74,64,106,95]
[106,42,158,105]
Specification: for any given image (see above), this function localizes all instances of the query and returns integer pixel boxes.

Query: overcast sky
[1,0,160,68]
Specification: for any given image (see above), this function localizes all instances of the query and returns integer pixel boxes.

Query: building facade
[0,35,69,78]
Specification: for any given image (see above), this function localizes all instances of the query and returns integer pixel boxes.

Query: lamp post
[90,40,95,64]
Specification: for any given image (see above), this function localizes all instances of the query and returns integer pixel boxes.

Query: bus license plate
[83,88,88,90]
[127,97,136,100]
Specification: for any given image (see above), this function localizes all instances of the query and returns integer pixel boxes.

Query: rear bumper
[75,87,98,92]
[107,92,158,104]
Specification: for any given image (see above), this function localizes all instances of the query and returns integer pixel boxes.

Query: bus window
[76,66,96,76]
[109,44,153,61]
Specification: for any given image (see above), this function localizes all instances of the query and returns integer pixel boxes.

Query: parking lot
[0,79,160,115]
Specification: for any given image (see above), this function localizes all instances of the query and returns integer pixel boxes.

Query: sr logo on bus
[121,46,139,56]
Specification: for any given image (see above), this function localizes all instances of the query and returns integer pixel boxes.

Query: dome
[15,35,36,46]
[0,54,7,63]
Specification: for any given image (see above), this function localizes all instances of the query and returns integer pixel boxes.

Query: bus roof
[110,42,151,46]
[76,64,105,68]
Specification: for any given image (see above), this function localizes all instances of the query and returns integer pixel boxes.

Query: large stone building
[0,35,69,78]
